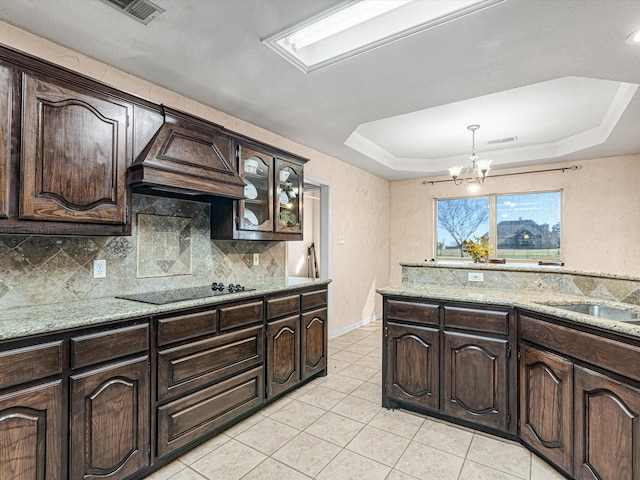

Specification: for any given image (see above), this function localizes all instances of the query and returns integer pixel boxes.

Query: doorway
[286,177,330,280]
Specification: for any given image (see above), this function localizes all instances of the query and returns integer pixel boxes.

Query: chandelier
[448,124,492,186]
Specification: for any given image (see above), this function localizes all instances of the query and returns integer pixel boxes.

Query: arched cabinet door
[20,73,130,225]
[442,331,509,431]
[574,366,640,480]
[0,381,63,480]
[301,308,327,380]
[70,357,149,480]
[519,344,573,475]
[385,322,440,410]
[266,315,300,398]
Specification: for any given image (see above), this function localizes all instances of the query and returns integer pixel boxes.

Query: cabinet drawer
[157,325,263,401]
[267,295,300,320]
[301,289,327,311]
[520,314,640,382]
[219,300,263,331]
[386,299,439,326]
[157,309,217,346]
[71,323,149,369]
[157,366,264,457]
[0,341,63,389]
[443,306,509,335]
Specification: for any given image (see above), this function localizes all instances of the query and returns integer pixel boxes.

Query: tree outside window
[436,191,562,261]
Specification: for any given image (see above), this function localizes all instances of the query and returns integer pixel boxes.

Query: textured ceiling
[0,0,638,180]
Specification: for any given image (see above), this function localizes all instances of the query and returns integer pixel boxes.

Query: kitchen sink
[546,303,639,322]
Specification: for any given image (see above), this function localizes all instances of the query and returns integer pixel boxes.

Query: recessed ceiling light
[263,0,507,73]
[626,28,640,45]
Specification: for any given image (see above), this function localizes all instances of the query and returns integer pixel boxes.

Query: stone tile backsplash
[0,194,285,309]
[402,265,640,305]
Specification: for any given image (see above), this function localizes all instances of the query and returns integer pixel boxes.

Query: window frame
[434,189,564,263]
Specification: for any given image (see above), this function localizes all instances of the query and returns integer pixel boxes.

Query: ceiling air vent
[99,0,165,25]
[487,136,518,145]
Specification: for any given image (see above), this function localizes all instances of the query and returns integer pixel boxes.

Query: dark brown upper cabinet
[211,139,307,241]
[0,63,11,221]
[20,73,130,226]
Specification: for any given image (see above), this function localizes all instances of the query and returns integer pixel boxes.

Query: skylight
[263,0,507,73]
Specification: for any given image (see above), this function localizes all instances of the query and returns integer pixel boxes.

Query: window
[436,191,562,261]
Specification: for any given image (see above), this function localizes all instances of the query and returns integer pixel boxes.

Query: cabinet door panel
[238,146,273,232]
[0,63,11,219]
[70,357,149,480]
[385,322,439,410]
[0,381,62,480]
[266,315,300,398]
[301,308,327,380]
[274,158,302,234]
[443,331,509,431]
[20,73,129,224]
[519,344,573,474]
[575,366,640,480]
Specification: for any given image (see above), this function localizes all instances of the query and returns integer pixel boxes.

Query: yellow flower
[462,236,494,261]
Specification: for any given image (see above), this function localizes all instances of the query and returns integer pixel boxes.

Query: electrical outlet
[468,272,484,282]
[253,253,259,266]
[93,259,106,278]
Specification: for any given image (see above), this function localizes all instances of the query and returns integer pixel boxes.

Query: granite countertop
[377,283,640,338]
[0,277,331,341]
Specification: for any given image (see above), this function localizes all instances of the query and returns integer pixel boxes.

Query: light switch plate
[93,259,106,278]
[468,272,484,282]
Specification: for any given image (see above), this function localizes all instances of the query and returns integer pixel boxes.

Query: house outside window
[436,191,562,262]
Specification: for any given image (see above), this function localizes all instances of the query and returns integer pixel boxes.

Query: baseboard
[329,312,382,340]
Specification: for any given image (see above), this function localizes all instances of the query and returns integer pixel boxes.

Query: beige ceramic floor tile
[386,470,421,480]
[331,350,365,364]
[316,449,391,480]
[296,385,348,410]
[316,372,364,394]
[269,399,326,430]
[222,412,266,438]
[353,355,382,369]
[531,455,568,480]
[241,458,312,480]
[327,358,351,374]
[467,434,531,479]
[144,462,187,480]
[167,468,207,480]
[304,411,366,447]
[346,425,410,467]
[459,460,525,480]
[272,432,341,477]
[366,349,383,359]
[366,369,383,384]
[328,339,352,350]
[412,417,474,458]
[330,395,381,423]
[179,433,231,465]
[368,408,424,439]
[339,363,379,381]
[343,343,377,355]
[395,441,464,480]
[235,417,300,455]
[354,335,382,347]
[350,380,381,403]
[260,395,293,416]
[190,439,266,480]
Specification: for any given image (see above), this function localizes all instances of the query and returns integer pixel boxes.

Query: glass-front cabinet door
[275,158,303,234]
[238,146,273,232]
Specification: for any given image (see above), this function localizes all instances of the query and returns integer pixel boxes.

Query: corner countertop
[0,277,331,341]
[377,283,640,339]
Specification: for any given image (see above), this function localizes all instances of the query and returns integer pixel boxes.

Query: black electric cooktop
[117,283,255,305]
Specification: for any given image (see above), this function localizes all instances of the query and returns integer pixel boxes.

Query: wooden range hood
[129,107,246,200]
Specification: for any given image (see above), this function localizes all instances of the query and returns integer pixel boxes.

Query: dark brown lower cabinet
[574,366,640,480]
[443,331,509,431]
[519,344,573,474]
[157,367,264,457]
[0,380,63,479]
[70,357,150,480]
[301,307,328,380]
[384,322,439,410]
[266,315,301,397]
